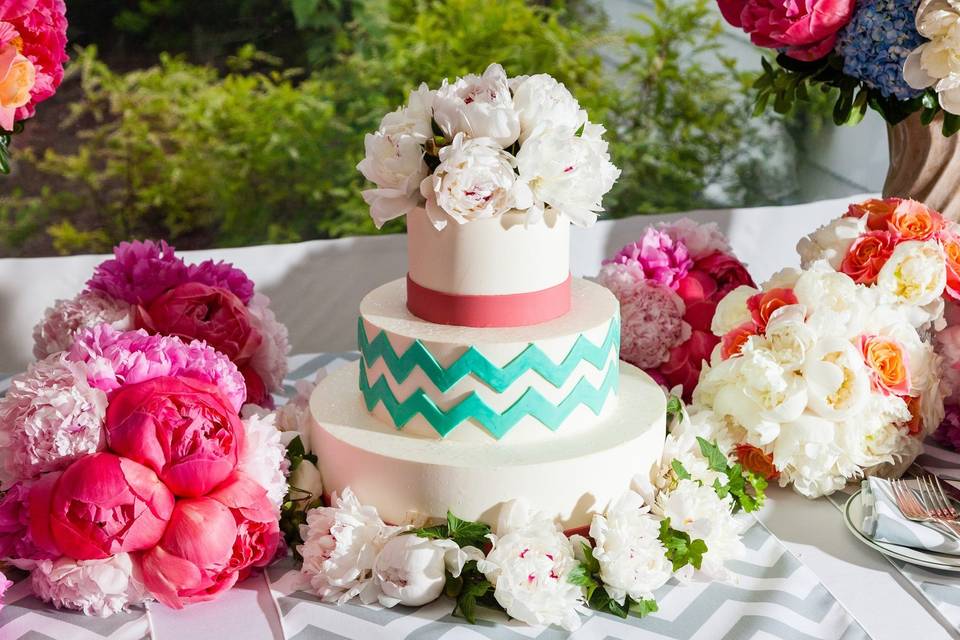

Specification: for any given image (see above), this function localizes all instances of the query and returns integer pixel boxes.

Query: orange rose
[839,230,897,285]
[888,199,944,241]
[721,321,756,360]
[847,198,900,231]
[943,233,960,302]
[906,395,923,436]
[735,444,779,480]
[746,288,798,333]
[859,334,911,397]
[0,44,36,131]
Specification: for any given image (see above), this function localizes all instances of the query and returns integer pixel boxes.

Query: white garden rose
[432,63,520,147]
[802,337,871,421]
[477,500,584,631]
[773,414,846,498]
[516,122,619,227]
[876,240,947,309]
[421,133,532,229]
[589,492,671,604]
[762,305,815,371]
[710,285,758,336]
[509,74,586,143]
[373,535,482,607]
[289,459,324,506]
[793,267,871,338]
[298,488,406,605]
[358,132,430,228]
[796,216,866,270]
[904,0,960,114]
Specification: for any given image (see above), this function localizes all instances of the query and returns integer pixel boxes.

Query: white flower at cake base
[32,290,134,360]
[509,74,586,143]
[421,133,533,229]
[477,500,584,631]
[516,122,620,227]
[0,355,107,486]
[299,488,406,605]
[589,491,672,604]
[237,409,289,510]
[432,63,520,147]
[31,554,145,618]
[373,534,482,608]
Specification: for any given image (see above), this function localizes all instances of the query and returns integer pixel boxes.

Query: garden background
[0,0,886,257]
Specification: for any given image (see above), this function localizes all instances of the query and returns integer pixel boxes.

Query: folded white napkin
[860,477,960,555]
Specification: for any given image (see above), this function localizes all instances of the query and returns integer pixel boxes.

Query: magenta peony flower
[695,251,755,298]
[935,404,960,452]
[105,376,245,497]
[87,240,189,305]
[0,0,68,128]
[0,355,107,485]
[186,259,256,305]
[30,453,175,560]
[605,228,693,290]
[32,290,134,360]
[67,324,247,412]
[0,481,57,562]
[717,0,856,62]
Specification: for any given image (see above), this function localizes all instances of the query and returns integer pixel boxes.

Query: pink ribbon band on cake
[406,274,573,327]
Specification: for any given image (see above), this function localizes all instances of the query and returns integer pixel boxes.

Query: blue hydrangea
[835,0,926,101]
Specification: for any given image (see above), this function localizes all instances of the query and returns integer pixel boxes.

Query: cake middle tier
[359,277,621,441]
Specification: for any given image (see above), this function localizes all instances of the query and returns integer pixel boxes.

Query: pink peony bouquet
[0,325,285,615]
[33,240,290,408]
[0,0,68,172]
[598,219,754,400]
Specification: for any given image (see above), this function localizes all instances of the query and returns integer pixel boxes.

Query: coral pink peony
[87,240,189,305]
[186,259,256,305]
[105,376,244,497]
[717,0,855,62]
[135,282,262,366]
[0,481,56,562]
[605,229,693,290]
[674,270,719,332]
[30,453,174,560]
[139,474,279,609]
[0,0,67,126]
[659,329,719,400]
[68,325,247,412]
[694,251,755,298]
[840,230,898,286]
[747,288,798,333]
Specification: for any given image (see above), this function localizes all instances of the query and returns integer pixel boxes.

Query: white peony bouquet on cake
[357,63,620,229]
[694,263,945,498]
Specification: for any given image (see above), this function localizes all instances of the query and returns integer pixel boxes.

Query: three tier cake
[309,64,667,529]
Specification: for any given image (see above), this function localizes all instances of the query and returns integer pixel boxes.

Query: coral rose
[746,288,798,333]
[721,321,757,360]
[846,198,900,230]
[717,0,855,62]
[105,376,244,497]
[906,395,923,436]
[941,232,960,302]
[840,230,898,285]
[29,453,174,560]
[889,200,944,241]
[135,282,262,366]
[859,335,911,397]
[735,444,779,480]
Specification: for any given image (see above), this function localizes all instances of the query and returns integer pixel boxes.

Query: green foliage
[411,511,492,548]
[568,541,659,619]
[658,518,708,572]
[696,437,767,513]
[279,436,322,553]
[444,560,499,624]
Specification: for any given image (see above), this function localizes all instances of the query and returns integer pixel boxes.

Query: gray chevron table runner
[0,354,868,640]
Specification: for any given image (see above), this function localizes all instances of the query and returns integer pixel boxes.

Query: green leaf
[666,395,684,426]
[658,518,709,571]
[581,541,601,575]
[446,511,491,548]
[944,113,960,138]
[697,437,729,473]
[410,524,449,540]
[629,598,659,618]
[671,459,692,481]
[575,122,586,137]
[0,133,11,175]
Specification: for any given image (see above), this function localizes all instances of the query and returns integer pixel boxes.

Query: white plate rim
[843,489,960,573]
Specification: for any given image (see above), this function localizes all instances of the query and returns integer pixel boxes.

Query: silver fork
[917,475,960,521]
[890,478,960,540]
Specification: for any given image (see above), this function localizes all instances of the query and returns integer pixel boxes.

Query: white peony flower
[711,285,758,336]
[373,534,483,607]
[31,554,145,617]
[509,74,586,143]
[875,240,947,309]
[247,292,290,394]
[589,491,672,604]
[802,337,871,421]
[793,266,871,339]
[477,500,584,631]
[274,372,323,454]
[762,305,815,371]
[358,131,429,228]
[0,355,107,487]
[421,133,532,229]
[905,1,960,114]
[381,83,436,141]
[237,409,289,510]
[32,290,134,360]
[298,488,406,605]
[836,393,912,470]
[290,459,324,507]
[659,218,732,261]
[773,414,847,498]
[432,63,520,147]
[516,122,619,227]
[796,216,866,270]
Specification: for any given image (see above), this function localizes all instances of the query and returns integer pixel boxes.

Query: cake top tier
[357,63,620,327]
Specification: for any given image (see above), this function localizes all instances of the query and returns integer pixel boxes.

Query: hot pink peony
[659,329,719,400]
[67,325,247,412]
[135,282,262,367]
[186,259,256,305]
[30,453,175,560]
[87,240,189,305]
[605,228,693,290]
[0,481,56,562]
[139,474,279,609]
[695,251,755,298]
[0,0,67,128]
[0,569,9,608]
[105,376,244,497]
[717,0,855,62]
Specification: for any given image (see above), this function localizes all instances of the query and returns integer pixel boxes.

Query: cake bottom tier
[309,361,666,529]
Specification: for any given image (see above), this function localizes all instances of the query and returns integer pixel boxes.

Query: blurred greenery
[1,0,797,255]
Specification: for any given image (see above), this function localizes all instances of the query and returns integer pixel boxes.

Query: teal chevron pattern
[357,315,620,393]
[359,360,619,439]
